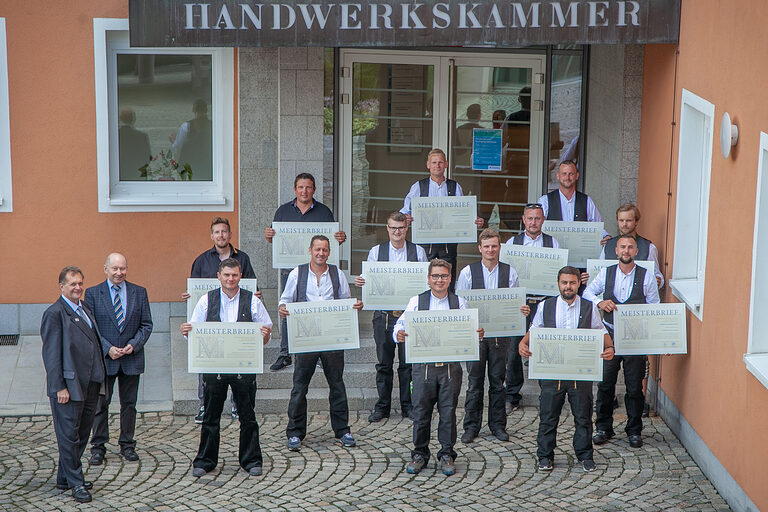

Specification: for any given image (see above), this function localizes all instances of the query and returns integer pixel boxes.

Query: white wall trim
[0,18,13,212]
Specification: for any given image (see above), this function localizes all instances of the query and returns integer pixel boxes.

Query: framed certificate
[411,196,477,244]
[500,245,569,296]
[188,322,264,374]
[403,309,480,363]
[456,287,526,337]
[613,303,687,355]
[361,261,429,310]
[528,327,605,381]
[272,222,340,269]
[286,299,360,354]
[187,278,258,322]
[542,221,604,267]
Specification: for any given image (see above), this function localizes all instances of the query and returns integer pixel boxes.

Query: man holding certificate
[456,228,528,444]
[181,258,272,478]
[400,148,484,289]
[519,266,613,472]
[503,203,560,414]
[393,259,484,476]
[265,172,347,372]
[583,235,660,449]
[354,212,427,423]
[279,235,363,452]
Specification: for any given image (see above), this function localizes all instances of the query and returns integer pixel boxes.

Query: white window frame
[94,18,234,212]
[669,89,714,321]
[0,18,12,212]
[745,132,768,389]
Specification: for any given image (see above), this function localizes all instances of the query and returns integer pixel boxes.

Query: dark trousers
[420,243,457,292]
[90,370,140,454]
[286,350,350,439]
[411,363,462,463]
[507,298,542,403]
[194,373,262,472]
[372,311,411,414]
[595,350,646,436]
[51,381,101,488]
[278,269,291,357]
[536,380,593,462]
[463,337,509,433]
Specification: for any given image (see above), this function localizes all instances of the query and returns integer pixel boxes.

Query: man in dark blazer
[41,266,107,503]
[85,253,153,465]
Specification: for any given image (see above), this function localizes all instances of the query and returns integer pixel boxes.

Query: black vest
[294,263,341,302]
[419,177,457,197]
[417,290,460,311]
[469,261,510,290]
[511,232,554,248]
[546,189,588,221]
[377,241,419,262]
[206,288,253,322]
[604,235,652,261]
[541,296,594,329]
[603,264,648,326]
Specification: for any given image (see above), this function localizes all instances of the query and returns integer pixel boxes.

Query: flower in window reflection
[139,150,193,181]
[352,98,379,136]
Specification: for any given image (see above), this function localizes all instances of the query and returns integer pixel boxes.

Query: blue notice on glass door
[472,129,502,171]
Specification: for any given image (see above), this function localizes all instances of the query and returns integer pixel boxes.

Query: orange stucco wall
[639,1,767,507]
[0,1,239,303]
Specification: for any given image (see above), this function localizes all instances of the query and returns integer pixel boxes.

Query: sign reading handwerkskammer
[129,0,680,47]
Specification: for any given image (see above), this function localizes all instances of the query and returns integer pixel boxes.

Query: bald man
[85,253,153,465]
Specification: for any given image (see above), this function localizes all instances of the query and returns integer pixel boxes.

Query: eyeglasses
[429,274,450,280]
[387,225,407,232]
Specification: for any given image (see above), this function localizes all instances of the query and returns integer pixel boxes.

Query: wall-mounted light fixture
[720,112,738,158]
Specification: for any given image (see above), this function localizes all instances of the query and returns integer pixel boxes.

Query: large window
[0,18,11,213]
[746,132,768,388]
[669,89,714,320]
[94,19,234,211]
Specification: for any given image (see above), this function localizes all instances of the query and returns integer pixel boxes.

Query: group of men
[41,148,665,503]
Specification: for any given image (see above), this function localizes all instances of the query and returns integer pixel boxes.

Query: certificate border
[613,303,688,355]
[286,298,360,354]
[528,327,604,381]
[361,261,430,311]
[188,321,264,374]
[403,309,480,363]
[410,196,478,244]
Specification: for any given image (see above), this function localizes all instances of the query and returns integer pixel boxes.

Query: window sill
[109,195,227,206]
[669,278,703,321]
[744,353,768,390]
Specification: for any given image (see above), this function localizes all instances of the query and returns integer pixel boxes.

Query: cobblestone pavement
[0,408,729,511]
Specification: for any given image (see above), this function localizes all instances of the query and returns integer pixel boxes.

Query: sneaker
[269,356,292,372]
[460,430,478,444]
[439,455,455,476]
[231,407,239,420]
[368,410,389,422]
[582,459,597,472]
[287,436,301,451]
[592,430,613,445]
[339,433,356,448]
[538,457,553,471]
[194,406,205,424]
[406,455,426,474]
[642,402,650,418]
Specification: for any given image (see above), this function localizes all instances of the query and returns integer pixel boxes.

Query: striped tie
[112,285,125,332]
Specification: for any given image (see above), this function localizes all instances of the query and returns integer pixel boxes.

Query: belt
[392,310,403,318]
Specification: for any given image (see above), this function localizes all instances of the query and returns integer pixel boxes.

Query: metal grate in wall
[0,335,20,346]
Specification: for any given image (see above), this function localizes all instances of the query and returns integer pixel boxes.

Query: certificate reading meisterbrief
[586,259,656,288]
[528,327,604,381]
[456,288,526,337]
[286,299,360,354]
[613,303,687,355]
[361,261,430,310]
[542,221,604,267]
[187,278,258,321]
[411,196,477,244]
[500,245,569,296]
[272,222,340,269]
[188,322,263,374]
[403,309,479,363]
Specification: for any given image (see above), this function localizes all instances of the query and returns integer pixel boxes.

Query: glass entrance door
[339,51,544,277]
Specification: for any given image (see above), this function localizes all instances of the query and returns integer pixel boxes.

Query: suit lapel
[62,298,98,342]
[101,281,120,330]
[125,282,136,320]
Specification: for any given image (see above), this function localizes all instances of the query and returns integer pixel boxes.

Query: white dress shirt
[400,177,465,215]
[456,261,519,291]
[530,295,606,332]
[537,190,609,238]
[392,292,469,342]
[503,232,561,249]
[599,240,665,288]
[366,242,428,262]
[279,265,351,304]
[583,264,660,328]
[190,288,273,328]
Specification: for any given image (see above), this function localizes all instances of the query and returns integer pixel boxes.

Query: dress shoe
[592,430,613,445]
[460,430,478,444]
[406,455,426,474]
[269,355,292,372]
[88,451,105,465]
[492,429,510,442]
[56,481,93,490]
[628,435,643,448]
[247,465,263,476]
[505,400,520,415]
[71,485,92,503]
[192,467,208,477]
[368,410,389,422]
[121,447,139,462]
[439,455,455,476]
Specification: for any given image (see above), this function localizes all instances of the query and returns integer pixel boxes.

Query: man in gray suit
[85,253,153,465]
[41,266,107,503]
